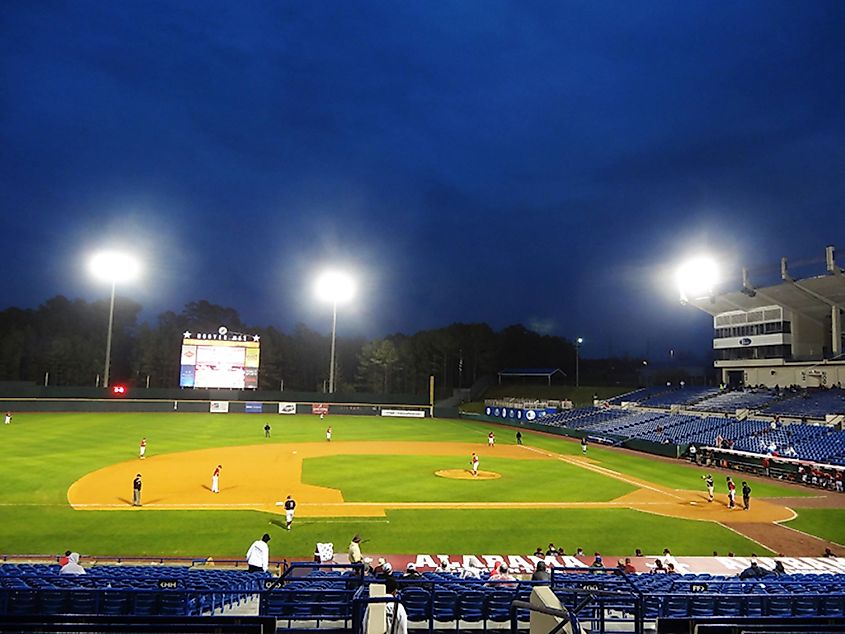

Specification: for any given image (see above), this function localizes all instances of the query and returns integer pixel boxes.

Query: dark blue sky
[2,1,844,359]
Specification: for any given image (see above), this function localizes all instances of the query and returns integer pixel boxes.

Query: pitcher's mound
[435,469,501,480]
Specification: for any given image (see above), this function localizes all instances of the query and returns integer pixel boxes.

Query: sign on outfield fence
[278,402,296,415]
[209,401,229,413]
[381,409,426,418]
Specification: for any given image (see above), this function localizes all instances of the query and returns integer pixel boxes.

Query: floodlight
[315,271,355,304]
[576,337,584,345]
[675,256,719,301]
[89,250,141,388]
[314,270,356,394]
[89,251,140,283]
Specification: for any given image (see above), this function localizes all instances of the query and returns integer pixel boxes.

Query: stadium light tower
[315,270,355,394]
[676,256,719,303]
[89,251,140,388]
[576,337,584,388]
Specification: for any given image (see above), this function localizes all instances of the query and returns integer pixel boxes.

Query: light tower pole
[315,270,355,394]
[576,337,583,388]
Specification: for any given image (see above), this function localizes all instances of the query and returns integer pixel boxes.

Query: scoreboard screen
[179,333,260,389]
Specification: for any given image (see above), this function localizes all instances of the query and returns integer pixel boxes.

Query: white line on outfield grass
[518,445,683,500]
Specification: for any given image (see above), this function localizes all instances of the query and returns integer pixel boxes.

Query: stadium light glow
[315,270,356,394]
[89,251,140,283]
[89,250,141,389]
[675,256,719,302]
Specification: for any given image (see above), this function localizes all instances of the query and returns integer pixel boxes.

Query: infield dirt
[69,441,796,526]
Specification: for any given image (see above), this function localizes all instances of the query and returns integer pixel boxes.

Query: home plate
[690,502,699,505]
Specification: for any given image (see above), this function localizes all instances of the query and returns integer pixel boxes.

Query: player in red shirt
[139,438,147,459]
[212,465,222,493]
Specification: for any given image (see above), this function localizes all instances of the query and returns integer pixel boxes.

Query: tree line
[0,295,633,395]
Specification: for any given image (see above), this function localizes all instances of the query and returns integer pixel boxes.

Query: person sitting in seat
[60,552,86,575]
[532,561,551,582]
[738,561,767,580]
[487,563,517,587]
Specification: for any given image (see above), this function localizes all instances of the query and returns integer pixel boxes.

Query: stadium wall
[726,361,845,389]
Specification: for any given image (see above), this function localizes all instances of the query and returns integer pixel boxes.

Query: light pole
[315,271,355,394]
[575,337,583,388]
[90,251,140,388]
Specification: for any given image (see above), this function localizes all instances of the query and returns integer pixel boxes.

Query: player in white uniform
[326,426,332,442]
[139,438,146,459]
[470,452,479,477]
[212,465,221,493]
[284,495,296,530]
[4,411,11,425]
[488,432,495,447]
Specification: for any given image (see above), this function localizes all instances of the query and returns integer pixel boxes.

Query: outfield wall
[0,382,428,406]
[0,398,430,416]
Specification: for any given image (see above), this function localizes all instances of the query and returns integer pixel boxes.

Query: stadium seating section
[531,387,845,466]
[0,563,264,617]
[4,561,845,631]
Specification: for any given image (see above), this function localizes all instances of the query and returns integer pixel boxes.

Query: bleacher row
[0,563,264,617]
[536,399,845,466]
[5,562,845,627]
[613,386,845,418]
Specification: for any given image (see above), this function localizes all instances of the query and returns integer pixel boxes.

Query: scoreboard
[179,330,260,389]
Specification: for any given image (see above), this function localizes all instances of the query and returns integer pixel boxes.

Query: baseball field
[1,412,843,559]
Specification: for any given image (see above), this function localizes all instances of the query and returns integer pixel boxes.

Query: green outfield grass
[301,454,635,502]
[784,509,845,547]
[0,411,820,558]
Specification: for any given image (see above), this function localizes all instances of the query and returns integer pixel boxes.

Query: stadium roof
[497,368,567,385]
[688,273,845,322]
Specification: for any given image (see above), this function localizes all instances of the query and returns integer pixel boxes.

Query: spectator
[590,553,603,568]
[634,549,643,557]
[546,543,558,556]
[823,548,836,558]
[773,561,787,576]
[623,558,636,574]
[488,564,517,587]
[651,559,666,574]
[575,547,585,557]
[739,561,766,580]
[348,535,363,564]
[365,575,407,634]
[58,550,71,566]
[402,563,422,580]
[666,563,678,575]
[246,534,271,573]
[60,552,86,575]
[532,561,551,582]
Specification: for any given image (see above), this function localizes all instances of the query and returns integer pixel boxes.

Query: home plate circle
[435,469,501,480]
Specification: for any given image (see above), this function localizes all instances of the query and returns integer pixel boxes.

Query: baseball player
[326,426,332,442]
[139,438,147,459]
[581,437,588,455]
[284,495,296,530]
[726,477,736,509]
[132,474,142,506]
[264,423,271,438]
[488,432,495,447]
[3,411,11,425]
[212,465,222,493]
[703,474,714,502]
[470,452,479,477]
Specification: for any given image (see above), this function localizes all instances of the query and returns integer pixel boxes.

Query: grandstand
[4,560,845,631]
[683,245,845,389]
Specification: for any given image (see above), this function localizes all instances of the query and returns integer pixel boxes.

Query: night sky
[2,1,844,359]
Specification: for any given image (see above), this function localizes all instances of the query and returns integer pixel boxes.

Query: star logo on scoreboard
[183,331,192,338]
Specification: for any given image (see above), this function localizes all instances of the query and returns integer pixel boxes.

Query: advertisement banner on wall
[244,402,263,413]
[312,403,329,415]
[381,409,426,418]
[209,401,229,413]
[278,402,297,415]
